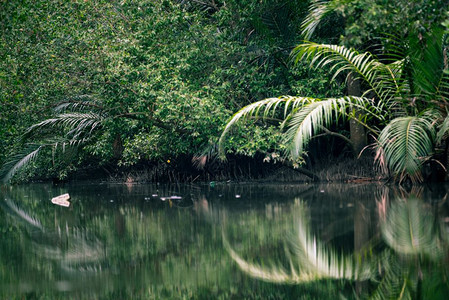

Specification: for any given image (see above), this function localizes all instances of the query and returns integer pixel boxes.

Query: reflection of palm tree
[2,198,106,274]
[224,197,449,298]
[223,201,373,283]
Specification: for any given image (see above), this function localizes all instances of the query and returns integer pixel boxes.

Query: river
[1,182,448,299]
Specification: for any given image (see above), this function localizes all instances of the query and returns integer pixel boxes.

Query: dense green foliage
[1,0,448,183]
[0,0,345,182]
[220,1,449,183]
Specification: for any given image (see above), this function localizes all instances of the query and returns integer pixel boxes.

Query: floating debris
[51,193,71,207]
[160,196,182,201]
[235,195,241,198]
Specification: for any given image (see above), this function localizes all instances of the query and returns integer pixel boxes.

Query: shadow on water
[1,182,449,299]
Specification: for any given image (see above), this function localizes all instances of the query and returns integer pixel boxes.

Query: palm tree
[219,25,449,183]
[0,97,106,182]
[0,95,193,183]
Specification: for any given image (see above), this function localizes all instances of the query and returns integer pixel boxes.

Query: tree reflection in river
[1,183,449,299]
[223,185,449,299]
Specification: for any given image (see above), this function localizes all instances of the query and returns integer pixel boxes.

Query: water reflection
[1,183,448,299]
[223,185,449,299]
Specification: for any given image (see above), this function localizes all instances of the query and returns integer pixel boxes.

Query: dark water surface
[1,182,449,299]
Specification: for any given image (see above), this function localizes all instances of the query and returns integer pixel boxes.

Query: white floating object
[235,195,241,198]
[170,196,182,200]
[51,193,70,207]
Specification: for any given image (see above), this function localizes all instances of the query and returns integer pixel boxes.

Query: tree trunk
[348,73,367,157]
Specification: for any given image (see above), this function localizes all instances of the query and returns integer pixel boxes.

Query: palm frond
[376,115,436,183]
[192,143,218,170]
[218,96,315,158]
[292,42,398,104]
[409,27,448,102]
[288,209,373,280]
[24,112,104,140]
[0,136,91,183]
[2,199,43,229]
[54,95,103,113]
[437,113,449,144]
[301,0,353,40]
[223,236,302,283]
[0,144,43,183]
[283,96,377,158]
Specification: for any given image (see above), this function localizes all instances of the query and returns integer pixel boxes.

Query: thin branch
[312,126,355,154]
[116,112,190,134]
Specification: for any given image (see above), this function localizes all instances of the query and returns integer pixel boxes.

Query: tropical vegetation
[1,0,347,183]
[1,0,448,184]
[219,1,449,184]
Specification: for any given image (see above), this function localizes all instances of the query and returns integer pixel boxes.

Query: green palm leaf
[437,114,449,144]
[219,95,379,160]
[218,96,315,158]
[292,42,398,105]
[53,96,103,113]
[0,144,43,183]
[408,27,449,102]
[25,112,104,140]
[283,96,377,158]
[376,115,436,183]
[301,0,354,40]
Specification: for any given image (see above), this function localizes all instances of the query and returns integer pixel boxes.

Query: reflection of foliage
[224,201,373,283]
[381,198,443,259]
[4,184,343,299]
[225,197,449,299]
